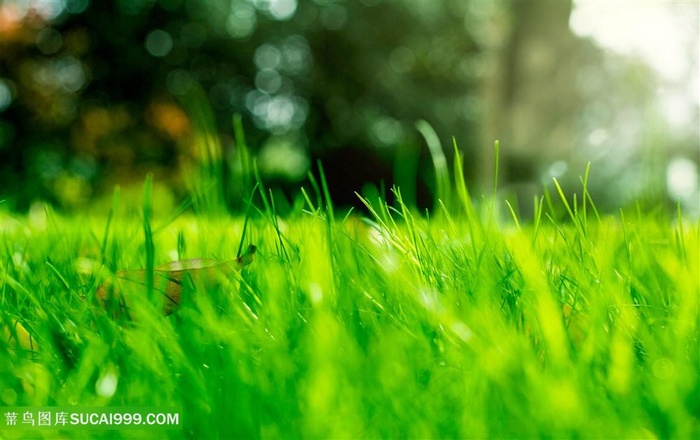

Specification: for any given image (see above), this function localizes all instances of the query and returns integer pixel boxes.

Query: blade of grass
[532,195,545,245]
[543,184,556,220]
[306,170,323,212]
[453,139,481,259]
[355,192,389,232]
[505,200,521,232]
[580,162,601,224]
[300,187,318,214]
[453,139,478,222]
[143,173,155,299]
[100,185,119,262]
[317,160,335,224]
[317,161,338,288]
[236,182,259,257]
[45,259,70,293]
[269,188,290,263]
[236,182,259,259]
[553,178,576,222]
[417,120,450,212]
[253,160,273,217]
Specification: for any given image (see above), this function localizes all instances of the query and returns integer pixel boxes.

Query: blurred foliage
[0,0,697,214]
[0,0,487,211]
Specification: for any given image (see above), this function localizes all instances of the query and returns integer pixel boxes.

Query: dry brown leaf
[96,244,256,318]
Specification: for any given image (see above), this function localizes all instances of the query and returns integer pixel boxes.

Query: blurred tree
[479,0,583,207]
[0,0,493,211]
[0,0,683,214]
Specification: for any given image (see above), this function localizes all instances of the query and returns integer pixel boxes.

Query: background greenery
[0,0,697,215]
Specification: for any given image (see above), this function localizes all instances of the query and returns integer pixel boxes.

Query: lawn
[1,163,698,439]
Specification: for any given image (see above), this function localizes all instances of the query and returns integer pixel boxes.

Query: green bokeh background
[0,0,697,215]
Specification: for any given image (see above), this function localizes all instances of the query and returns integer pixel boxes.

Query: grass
[0,145,698,439]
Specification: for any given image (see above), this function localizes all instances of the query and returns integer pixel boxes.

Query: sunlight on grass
[0,154,698,438]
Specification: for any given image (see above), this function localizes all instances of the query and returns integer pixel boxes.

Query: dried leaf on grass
[96,244,257,318]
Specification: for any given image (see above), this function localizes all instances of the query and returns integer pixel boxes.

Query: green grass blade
[237,182,259,258]
[317,160,335,224]
[505,199,521,231]
[553,177,576,223]
[143,173,155,298]
[100,185,119,263]
[532,195,544,245]
[417,120,450,212]
[45,259,70,293]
